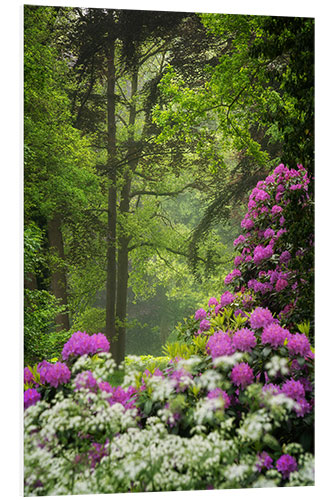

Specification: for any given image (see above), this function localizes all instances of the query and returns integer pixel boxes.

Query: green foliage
[24,223,68,364]
[162,341,196,359]
[70,307,106,335]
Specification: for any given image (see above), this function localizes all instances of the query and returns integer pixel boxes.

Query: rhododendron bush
[24,164,314,494]
[224,164,314,338]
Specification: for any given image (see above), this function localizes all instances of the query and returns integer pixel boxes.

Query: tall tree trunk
[105,34,118,358]
[115,69,138,363]
[47,214,70,331]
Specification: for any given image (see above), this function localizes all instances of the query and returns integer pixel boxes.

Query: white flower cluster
[237,408,272,442]
[265,355,289,377]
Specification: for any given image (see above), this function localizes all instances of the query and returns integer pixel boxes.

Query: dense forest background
[23,5,314,366]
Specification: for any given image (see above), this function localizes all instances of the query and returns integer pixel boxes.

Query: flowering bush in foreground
[24,164,314,494]
[225,164,314,338]
[24,304,314,494]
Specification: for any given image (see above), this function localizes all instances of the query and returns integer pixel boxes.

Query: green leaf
[144,400,153,416]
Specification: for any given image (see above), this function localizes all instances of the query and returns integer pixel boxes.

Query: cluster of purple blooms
[256,452,297,479]
[225,164,312,325]
[73,369,137,410]
[62,331,110,360]
[207,387,231,410]
[24,388,41,409]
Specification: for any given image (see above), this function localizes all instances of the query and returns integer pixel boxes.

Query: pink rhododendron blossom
[207,388,230,410]
[261,323,290,348]
[74,371,98,391]
[206,331,236,358]
[287,333,312,357]
[199,319,211,331]
[275,278,288,291]
[281,379,305,400]
[230,362,254,389]
[233,235,245,247]
[208,297,218,307]
[276,454,297,478]
[271,205,283,216]
[256,452,273,471]
[234,255,243,267]
[24,367,35,385]
[24,388,41,409]
[264,228,275,239]
[45,362,71,388]
[195,308,206,321]
[224,269,241,285]
[220,291,235,307]
[233,328,257,352]
[250,307,274,329]
[241,217,254,230]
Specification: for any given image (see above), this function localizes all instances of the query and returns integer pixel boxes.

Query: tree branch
[129,182,197,198]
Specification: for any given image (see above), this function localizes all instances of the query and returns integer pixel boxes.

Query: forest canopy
[24,5,314,366]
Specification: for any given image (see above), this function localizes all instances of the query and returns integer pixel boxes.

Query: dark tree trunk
[115,69,139,364]
[47,214,70,331]
[105,34,118,359]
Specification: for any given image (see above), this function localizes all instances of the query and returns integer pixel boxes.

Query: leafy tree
[63,8,237,363]
[24,6,102,336]
[152,13,314,276]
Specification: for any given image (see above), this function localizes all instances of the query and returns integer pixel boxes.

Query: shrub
[225,164,314,339]
[24,302,314,494]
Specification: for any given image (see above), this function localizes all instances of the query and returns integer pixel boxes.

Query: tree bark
[115,69,139,364]
[47,214,70,331]
[105,34,118,359]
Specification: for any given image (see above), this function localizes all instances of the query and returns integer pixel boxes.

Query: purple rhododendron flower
[62,331,94,360]
[207,387,230,410]
[75,370,98,391]
[208,297,218,307]
[262,383,281,396]
[276,454,297,478]
[241,217,254,230]
[62,331,110,360]
[45,362,71,388]
[271,205,283,216]
[215,304,222,315]
[195,308,206,321]
[220,291,235,307]
[294,397,311,417]
[98,380,113,393]
[275,278,288,291]
[256,452,273,472]
[24,367,35,385]
[90,333,110,354]
[281,378,305,400]
[224,269,241,285]
[287,333,312,358]
[233,328,257,352]
[234,255,243,267]
[233,235,245,247]
[255,189,270,202]
[280,250,291,264]
[261,323,290,348]
[230,362,254,389]
[24,388,41,409]
[206,331,236,358]
[37,360,52,384]
[253,245,273,265]
[199,319,211,331]
[264,228,275,239]
[250,307,274,330]
[170,368,193,392]
[108,386,137,409]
